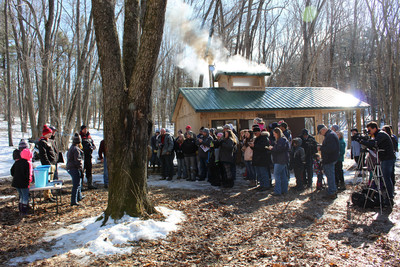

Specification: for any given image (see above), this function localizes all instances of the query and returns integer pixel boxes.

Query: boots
[87,176,97,189]
[19,203,29,216]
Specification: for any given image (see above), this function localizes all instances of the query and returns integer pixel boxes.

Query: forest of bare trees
[1,0,399,147]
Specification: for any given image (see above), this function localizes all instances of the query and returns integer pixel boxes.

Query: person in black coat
[150,129,161,171]
[317,124,339,198]
[299,129,318,188]
[360,122,396,203]
[11,155,31,215]
[80,125,97,189]
[38,125,57,201]
[219,130,237,188]
[251,126,272,190]
[67,133,85,206]
[182,131,198,181]
[174,134,187,179]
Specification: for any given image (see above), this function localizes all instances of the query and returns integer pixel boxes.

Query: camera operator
[359,122,396,204]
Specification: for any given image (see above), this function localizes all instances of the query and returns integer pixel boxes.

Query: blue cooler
[34,165,51,188]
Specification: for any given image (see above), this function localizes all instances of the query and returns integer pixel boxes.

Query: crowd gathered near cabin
[9,117,398,215]
[150,118,398,202]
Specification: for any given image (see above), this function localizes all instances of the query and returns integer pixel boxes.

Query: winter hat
[155,129,160,133]
[253,126,261,132]
[18,139,29,150]
[228,124,234,130]
[42,125,53,136]
[351,128,358,132]
[223,124,231,129]
[331,124,339,132]
[293,137,302,146]
[301,129,309,136]
[185,125,192,130]
[72,133,82,145]
[217,132,223,137]
[317,124,326,134]
[81,125,87,131]
[270,122,278,129]
[279,122,288,129]
[202,128,210,135]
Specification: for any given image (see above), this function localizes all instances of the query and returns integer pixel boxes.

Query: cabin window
[231,77,260,87]
[211,119,237,132]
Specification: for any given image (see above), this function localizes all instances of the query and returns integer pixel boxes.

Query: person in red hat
[38,125,57,202]
[185,125,196,139]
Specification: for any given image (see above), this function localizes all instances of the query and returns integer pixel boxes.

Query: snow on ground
[8,206,185,265]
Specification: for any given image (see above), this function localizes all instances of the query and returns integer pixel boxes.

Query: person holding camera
[317,124,340,199]
[360,122,396,204]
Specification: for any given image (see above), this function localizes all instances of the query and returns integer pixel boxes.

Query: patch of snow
[8,206,185,265]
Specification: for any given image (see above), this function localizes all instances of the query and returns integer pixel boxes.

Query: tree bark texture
[92,0,167,221]
[4,0,13,146]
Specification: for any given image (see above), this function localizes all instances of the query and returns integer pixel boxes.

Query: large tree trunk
[92,0,167,221]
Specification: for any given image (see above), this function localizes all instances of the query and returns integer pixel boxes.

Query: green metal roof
[177,87,369,113]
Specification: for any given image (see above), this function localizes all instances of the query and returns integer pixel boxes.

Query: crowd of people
[149,118,398,203]
[9,117,398,215]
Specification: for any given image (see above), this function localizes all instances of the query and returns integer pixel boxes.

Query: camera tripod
[363,149,392,213]
[352,147,369,184]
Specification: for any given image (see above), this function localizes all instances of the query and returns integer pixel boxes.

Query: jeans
[184,156,197,180]
[16,188,29,205]
[160,154,174,178]
[199,157,208,180]
[68,169,82,204]
[177,158,187,178]
[255,166,271,188]
[323,161,337,195]
[103,156,109,186]
[274,164,288,194]
[245,161,256,181]
[381,159,395,199]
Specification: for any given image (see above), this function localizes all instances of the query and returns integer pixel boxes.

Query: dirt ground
[1,167,400,266]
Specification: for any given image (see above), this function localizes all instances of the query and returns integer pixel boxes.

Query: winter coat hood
[20,149,32,161]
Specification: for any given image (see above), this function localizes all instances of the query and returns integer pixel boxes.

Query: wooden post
[356,109,361,132]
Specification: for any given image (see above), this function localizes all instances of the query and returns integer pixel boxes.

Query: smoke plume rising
[166,0,270,87]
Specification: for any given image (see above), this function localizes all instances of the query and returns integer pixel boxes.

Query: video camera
[351,133,370,143]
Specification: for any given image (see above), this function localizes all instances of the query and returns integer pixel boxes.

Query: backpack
[351,188,380,209]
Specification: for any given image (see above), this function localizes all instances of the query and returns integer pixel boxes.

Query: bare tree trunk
[4,0,13,146]
[37,0,55,135]
[92,0,167,221]
[12,0,38,138]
